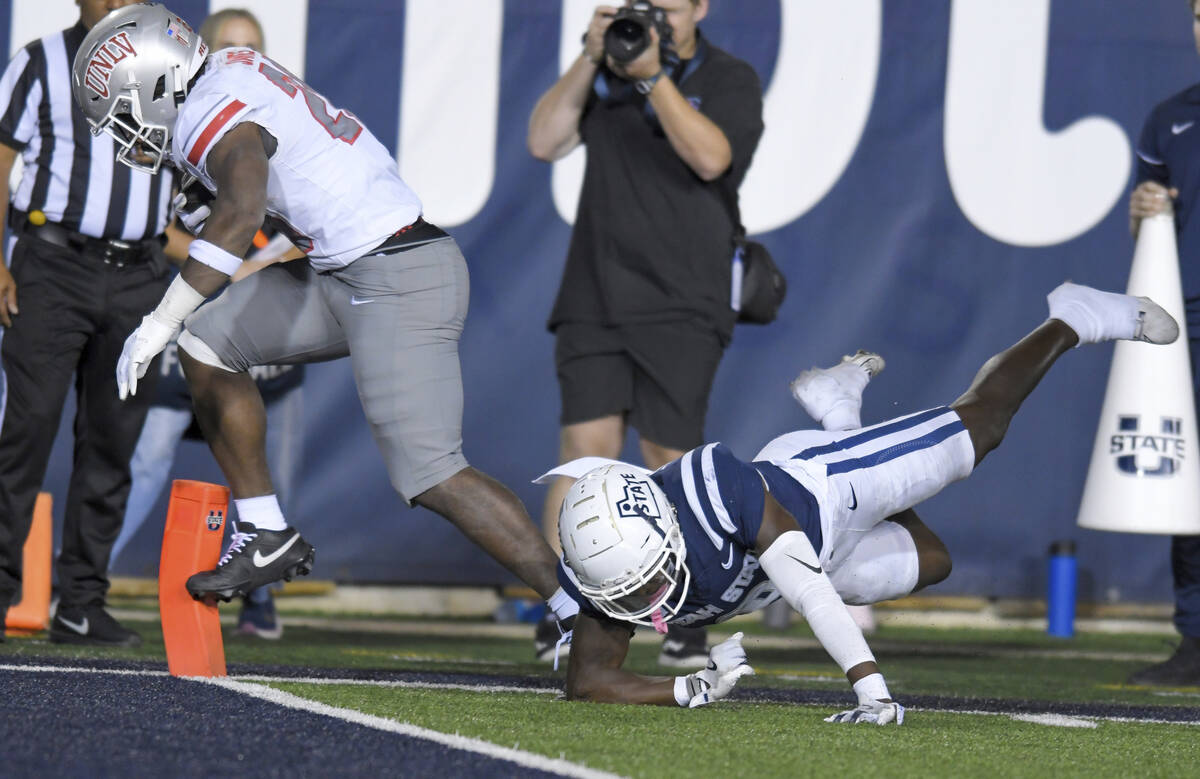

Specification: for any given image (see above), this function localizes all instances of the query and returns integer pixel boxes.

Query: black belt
[10,211,158,267]
[368,217,449,256]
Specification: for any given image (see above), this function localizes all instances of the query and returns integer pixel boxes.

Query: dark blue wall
[13,1,1199,603]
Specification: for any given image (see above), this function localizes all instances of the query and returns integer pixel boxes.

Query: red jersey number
[257,61,363,145]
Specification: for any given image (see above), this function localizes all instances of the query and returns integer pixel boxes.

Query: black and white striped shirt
[0,22,173,241]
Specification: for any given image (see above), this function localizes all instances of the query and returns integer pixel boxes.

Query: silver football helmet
[558,464,691,627]
[71,3,208,173]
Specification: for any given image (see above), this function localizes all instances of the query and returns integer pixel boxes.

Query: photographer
[528,0,763,666]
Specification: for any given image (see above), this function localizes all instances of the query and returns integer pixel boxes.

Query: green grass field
[4,610,1198,777]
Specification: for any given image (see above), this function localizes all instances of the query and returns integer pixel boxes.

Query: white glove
[116,313,177,400]
[681,631,755,708]
[825,699,905,725]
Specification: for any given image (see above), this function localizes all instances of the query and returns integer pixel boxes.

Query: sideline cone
[1077,213,1200,534]
[5,493,53,633]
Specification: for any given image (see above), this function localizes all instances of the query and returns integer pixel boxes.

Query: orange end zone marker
[5,492,53,634]
[159,479,230,677]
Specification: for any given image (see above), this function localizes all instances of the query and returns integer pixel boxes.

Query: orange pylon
[5,492,53,633]
[159,480,229,677]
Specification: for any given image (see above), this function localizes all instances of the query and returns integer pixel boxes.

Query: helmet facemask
[578,522,692,629]
[91,90,171,174]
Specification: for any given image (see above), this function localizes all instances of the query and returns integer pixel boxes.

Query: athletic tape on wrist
[152,274,206,329]
[852,672,890,703]
[674,675,693,707]
[188,239,243,276]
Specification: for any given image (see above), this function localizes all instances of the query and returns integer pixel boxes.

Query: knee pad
[827,521,920,605]
[177,329,238,373]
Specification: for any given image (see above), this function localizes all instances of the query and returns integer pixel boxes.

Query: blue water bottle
[1047,540,1077,638]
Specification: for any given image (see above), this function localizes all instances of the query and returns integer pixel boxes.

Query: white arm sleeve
[758,530,875,673]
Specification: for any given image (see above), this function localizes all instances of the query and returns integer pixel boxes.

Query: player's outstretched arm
[566,614,753,708]
[755,493,904,725]
[565,614,680,705]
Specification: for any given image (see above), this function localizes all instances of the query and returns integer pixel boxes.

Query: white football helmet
[71,3,208,173]
[558,464,691,627]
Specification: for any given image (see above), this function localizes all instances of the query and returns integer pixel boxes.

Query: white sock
[822,402,862,432]
[234,495,288,531]
[1046,282,1139,346]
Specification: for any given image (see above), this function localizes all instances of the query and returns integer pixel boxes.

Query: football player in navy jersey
[542,283,1179,723]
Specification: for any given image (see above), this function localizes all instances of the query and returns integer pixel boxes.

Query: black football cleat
[1127,637,1200,686]
[50,604,142,647]
[186,522,314,603]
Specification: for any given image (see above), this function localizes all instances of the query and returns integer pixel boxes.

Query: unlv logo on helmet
[206,510,224,532]
[83,32,138,99]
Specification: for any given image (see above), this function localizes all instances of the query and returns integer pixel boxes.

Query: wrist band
[189,238,243,276]
[673,675,692,707]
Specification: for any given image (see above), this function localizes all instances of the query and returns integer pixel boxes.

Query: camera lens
[604,17,650,64]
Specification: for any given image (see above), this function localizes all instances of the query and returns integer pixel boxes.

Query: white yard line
[195,677,624,779]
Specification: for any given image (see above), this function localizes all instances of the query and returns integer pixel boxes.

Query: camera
[604,2,674,65]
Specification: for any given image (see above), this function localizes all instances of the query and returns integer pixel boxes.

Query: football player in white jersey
[545,283,1178,722]
[70,4,577,625]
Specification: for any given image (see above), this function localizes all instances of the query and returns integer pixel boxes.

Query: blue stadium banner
[8,1,1195,602]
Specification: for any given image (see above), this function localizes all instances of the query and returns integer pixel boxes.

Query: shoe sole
[187,549,315,605]
[1134,296,1180,345]
[49,630,142,648]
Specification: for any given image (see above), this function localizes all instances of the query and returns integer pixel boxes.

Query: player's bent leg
[888,509,952,590]
[953,284,1179,466]
[415,467,560,599]
[827,518,922,605]
[790,350,885,431]
[178,342,275,499]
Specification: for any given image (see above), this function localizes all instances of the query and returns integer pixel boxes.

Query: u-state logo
[1109,415,1186,477]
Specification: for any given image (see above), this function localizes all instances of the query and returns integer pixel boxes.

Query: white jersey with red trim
[171,49,421,270]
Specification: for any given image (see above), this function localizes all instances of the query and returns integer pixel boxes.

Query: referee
[0,0,187,646]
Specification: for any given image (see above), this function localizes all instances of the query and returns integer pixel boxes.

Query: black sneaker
[1127,637,1200,686]
[186,522,314,603]
[658,625,709,668]
[534,612,574,664]
[49,604,142,647]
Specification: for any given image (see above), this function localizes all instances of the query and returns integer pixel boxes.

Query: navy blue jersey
[558,443,822,629]
[1136,84,1200,308]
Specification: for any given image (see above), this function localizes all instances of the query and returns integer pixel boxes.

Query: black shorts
[554,320,726,451]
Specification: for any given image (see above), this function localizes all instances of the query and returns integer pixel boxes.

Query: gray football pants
[182,238,470,502]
